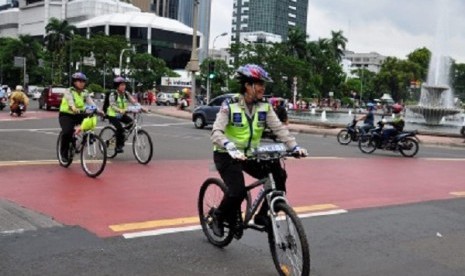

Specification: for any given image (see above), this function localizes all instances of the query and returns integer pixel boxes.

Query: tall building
[231,0,308,44]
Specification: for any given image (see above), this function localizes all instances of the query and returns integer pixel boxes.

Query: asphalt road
[1,102,465,275]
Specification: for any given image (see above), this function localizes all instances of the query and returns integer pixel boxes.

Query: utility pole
[188,0,200,111]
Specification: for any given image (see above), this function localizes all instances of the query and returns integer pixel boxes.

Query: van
[39,86,67,110]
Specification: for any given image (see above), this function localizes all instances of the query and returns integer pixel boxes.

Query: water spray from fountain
[408,0,461,125]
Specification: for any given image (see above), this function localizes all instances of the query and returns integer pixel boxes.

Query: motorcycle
[337,116,362,145]
[358,119,420,157]
[10,103,25,117]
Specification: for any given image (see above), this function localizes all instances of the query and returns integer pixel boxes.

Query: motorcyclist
[104,76,147,153]
[209,64,308,237]
[356,102,375,134]
[381,103,405,146]
[9,85,29,116]
[58,72,102,163]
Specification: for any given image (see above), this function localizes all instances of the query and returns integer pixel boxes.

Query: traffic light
[208,61,216,79]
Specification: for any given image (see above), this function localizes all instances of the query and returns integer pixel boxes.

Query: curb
[148,107,465,148]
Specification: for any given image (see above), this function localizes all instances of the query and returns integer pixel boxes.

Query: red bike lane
[0,157,464,237]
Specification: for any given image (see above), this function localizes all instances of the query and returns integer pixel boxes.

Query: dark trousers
[213,151,287,221]
[59,112,86,157]
[108,114,133,148]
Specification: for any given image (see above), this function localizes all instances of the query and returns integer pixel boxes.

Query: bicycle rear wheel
[132,129,153,164]
[268,202,310,276]
[198,178,234,247]
[56,131,73,167]
[80,133,107,178]
[99,126,117,158]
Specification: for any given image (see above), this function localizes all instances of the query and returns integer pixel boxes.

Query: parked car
[156,92,175,106]
[192,93,236,129]
[39,86,67,110]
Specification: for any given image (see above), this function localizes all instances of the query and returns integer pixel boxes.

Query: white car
[31,87,44,100]
[156,92,175,106]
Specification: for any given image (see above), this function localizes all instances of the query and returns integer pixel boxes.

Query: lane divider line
[110,203,346,237]
[121,209,347,239]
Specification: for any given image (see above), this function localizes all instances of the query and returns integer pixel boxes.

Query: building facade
[231,0,308,44]
[343,51,387,74]
[131,0,211,62]
[0,0,200,69]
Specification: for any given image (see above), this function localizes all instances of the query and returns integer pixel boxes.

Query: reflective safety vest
[107,92,128,117]
[59,88,86,114]
[216,102,270,155]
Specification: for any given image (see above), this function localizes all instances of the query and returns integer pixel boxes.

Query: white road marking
[121,209,348,239]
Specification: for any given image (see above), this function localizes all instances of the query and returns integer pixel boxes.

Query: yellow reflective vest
[59,88,86,114]
[216,101,270,155]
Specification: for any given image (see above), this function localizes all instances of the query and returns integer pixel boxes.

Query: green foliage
[87,83,103,93]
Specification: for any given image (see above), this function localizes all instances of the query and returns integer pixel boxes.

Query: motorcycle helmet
[366,102,375,111]
[235,64,273,84]
[113,76,127,88]
[71,72,88,82]
[392,103,403,114]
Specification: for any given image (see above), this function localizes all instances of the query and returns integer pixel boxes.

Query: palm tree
[44,17,76,85]
[329,30,348,63]
[286,27,308,59]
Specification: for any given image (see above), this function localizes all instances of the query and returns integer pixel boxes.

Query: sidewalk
[148,106,465,148]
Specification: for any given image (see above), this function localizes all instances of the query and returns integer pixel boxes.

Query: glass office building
[231,0,308,44]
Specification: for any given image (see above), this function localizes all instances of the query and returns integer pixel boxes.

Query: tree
[407,47,431,81]
[44,18,76,85]
[329,30,348,63]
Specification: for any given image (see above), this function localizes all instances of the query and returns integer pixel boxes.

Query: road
[1,101,465,275]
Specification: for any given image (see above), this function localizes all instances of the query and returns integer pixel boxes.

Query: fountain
[321,110,327,121]
[408,84,461,125]
[407,3,462,125]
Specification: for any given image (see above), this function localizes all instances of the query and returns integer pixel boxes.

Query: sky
[210,0,465,63]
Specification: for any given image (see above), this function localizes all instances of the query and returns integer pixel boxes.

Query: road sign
[14,56,25,68]
[83,56,96,67]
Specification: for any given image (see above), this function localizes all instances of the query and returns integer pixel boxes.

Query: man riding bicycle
[104,76,148,153]
[58,72,102,163]
[210,64,308,237]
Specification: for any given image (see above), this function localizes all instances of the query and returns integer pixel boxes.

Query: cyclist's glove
[224,142,246,160]
[292,146,308,158]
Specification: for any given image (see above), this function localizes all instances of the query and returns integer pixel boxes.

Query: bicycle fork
[266,172,290,246]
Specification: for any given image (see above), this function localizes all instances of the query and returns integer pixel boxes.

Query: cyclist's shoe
[231,211,243,239]
[115,146,124,153]
[210,212,224,237]
[254,214,271,229]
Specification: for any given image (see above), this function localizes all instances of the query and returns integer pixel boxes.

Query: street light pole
[188,0,200,112]
[119,47,134,76]
[207,32,227,103]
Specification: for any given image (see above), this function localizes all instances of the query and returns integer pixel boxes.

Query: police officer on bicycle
[58,72,102,163]
[210,64,307,237]
[104,76,147,153]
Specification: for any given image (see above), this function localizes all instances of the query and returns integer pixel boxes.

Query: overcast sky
[210,0,465,63]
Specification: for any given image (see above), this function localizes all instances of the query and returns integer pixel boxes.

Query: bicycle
[198,143,310,276]
[56,105,107,178]
[99,105,153,164]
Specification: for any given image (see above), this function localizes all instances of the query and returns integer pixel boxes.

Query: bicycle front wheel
[80,133,107,178]
[198,178,234,248]
[99,126,117,158]
[56,131,73,167]
[132,129,153,164]
[268,202,310,276]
